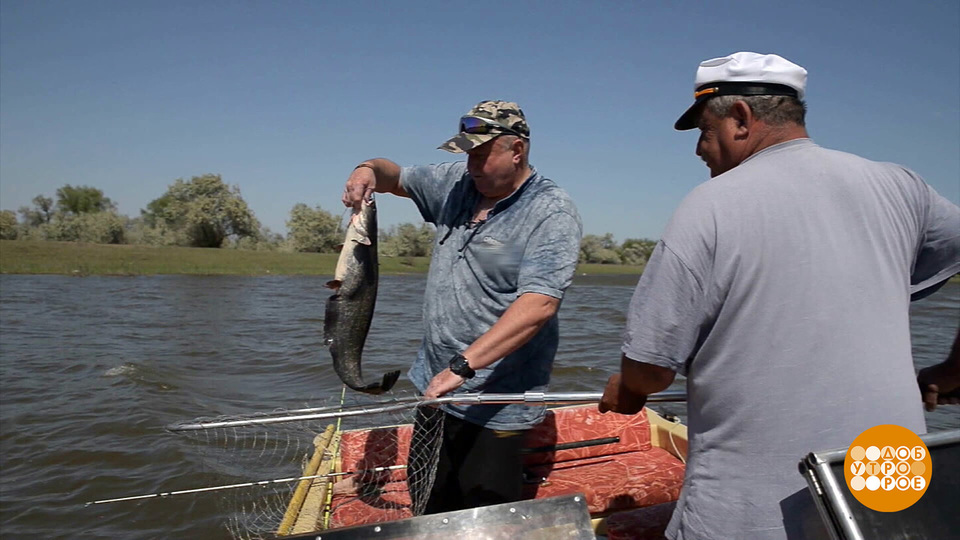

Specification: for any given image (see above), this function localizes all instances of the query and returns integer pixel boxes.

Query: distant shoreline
[2,241,957,286]
[0,240,644,277]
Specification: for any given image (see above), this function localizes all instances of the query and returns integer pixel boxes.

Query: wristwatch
[448,354,476,379]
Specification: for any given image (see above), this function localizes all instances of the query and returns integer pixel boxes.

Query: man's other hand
[599,373,648,414]
[424,369,466,400]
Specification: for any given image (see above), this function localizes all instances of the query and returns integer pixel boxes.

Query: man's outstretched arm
[342,158,408,209]
[918,325,960,411]
[599,354,676,414]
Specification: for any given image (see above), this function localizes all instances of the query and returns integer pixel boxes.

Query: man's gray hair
[498,134,531,161]
[706,95,807,127]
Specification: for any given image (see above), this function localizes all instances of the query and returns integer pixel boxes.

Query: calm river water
[0,275,957,539]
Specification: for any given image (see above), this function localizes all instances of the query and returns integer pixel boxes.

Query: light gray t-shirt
[401,161,582,430]
[622,139,960,540]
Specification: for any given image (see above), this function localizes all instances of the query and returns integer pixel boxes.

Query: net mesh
[170,390,445,539]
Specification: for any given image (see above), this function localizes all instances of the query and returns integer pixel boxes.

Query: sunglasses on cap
[459,116,526,138]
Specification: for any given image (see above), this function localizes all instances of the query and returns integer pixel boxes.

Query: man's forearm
[947,326,960,368]
[621,354,676,396]
[355,158,407,197]
[462,293,559,371]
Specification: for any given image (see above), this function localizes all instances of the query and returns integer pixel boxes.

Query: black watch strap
[449,354,476,379]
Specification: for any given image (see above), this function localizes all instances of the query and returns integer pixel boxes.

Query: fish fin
[355,237,372,246]
[325,279,341,290]
[323,299,338,342]
[379,370,401,392]
[341,370,402,395]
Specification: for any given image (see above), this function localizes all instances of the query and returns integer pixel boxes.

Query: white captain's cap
[675,52,808,131]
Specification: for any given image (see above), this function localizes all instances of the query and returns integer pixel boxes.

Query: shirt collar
[741,138,816,167]
[487,165,539,216]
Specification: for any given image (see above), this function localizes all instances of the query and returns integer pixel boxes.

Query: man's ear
[512,138,525,164]
[731,100,752,139]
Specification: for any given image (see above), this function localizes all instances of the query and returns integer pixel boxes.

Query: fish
[324,197,400,394]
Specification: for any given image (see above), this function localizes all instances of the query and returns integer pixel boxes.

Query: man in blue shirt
[342,100,582,514]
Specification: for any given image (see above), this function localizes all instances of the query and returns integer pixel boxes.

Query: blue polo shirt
[400,161,582,430]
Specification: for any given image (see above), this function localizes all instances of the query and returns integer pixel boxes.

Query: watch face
[450,355,473,377]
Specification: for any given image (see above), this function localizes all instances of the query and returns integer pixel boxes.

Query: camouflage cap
[438,100,530,153]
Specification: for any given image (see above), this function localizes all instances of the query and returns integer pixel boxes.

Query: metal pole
[166,390,687,431]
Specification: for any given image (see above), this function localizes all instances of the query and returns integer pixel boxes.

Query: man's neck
[476,165,532,217]
[485,165,532,204]
[748,124,809,157]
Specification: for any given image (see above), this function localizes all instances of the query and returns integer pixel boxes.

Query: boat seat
[604,500,677,540]
[328,424,415,529]
[337,423,413,483]
[327,405,685,529]
[523,404,654,463]
[521,406,684,514]
[327,479,413,529]
[522,447,683,514]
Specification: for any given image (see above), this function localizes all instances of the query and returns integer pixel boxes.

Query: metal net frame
[168,390,443,539]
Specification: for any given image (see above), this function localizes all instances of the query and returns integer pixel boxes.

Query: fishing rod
[85,464,408,506]
[87,432,636,506]
[166,390,687,432]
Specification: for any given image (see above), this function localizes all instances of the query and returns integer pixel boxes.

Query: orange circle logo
[844,424,931,512]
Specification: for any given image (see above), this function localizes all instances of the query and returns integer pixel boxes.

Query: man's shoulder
[526,174,580,220]
[700,140,921,195]
[743,139,918,178]
[400,161,467,181]
[402,161,470,199]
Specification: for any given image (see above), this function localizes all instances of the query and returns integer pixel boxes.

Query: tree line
[0,174,657,264]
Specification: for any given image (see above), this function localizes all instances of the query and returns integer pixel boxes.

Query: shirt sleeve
[910,180,960,298]
[400,162,467,225]
[517,210,582,299]
[621,241,707,377]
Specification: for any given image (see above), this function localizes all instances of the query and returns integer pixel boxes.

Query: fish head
[349,196,377,243]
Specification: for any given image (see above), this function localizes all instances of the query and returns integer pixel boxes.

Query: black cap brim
[674,98,708,131]
[675,82,800,131]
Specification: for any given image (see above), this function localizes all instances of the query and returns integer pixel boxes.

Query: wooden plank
[293,432,341,533]
[277,424,336,536]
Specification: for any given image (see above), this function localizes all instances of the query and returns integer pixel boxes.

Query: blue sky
[2,1,958,241]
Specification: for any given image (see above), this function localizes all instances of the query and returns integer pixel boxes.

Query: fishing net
[95,389,671,538]
[167,390,445,539]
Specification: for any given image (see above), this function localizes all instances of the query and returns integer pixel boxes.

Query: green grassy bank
[0,240,434,276]
[5,240,954,283]
[0,240,643,277]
